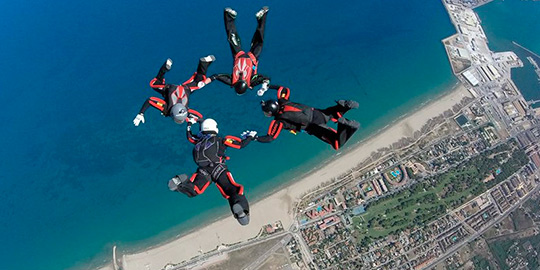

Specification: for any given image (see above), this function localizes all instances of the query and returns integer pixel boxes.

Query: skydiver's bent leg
[336,118,360,148]
[155,58,173,82]
[250,6,269,58]
[183,56,216,89]
[224,8,242,57]
[214,170,250,225]
[196,55,215,76]
[168,169,211,198]
[229,194,250,225]
[305,124,341,150]
[319,100,359,121]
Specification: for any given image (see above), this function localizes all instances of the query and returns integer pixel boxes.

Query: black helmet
[234,80,248,95]
[261,99,279,117]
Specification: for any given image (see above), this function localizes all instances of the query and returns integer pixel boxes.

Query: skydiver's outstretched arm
[264,85,290,100]
[186,121,200,144]
[251,74,270,88]
[223,135,254,149]
[210,74,233,86]
[255,119,295,143]
[138,98,161,115]
[133,97,167,126]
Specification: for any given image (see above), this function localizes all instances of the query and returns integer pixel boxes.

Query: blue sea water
[0,0,486,269]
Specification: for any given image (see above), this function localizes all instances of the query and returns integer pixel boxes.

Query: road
[423,184,540,270]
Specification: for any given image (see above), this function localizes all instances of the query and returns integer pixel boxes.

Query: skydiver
[210,7,271,95]
[133,55,215,126]
[168,118,257,225]
[256,85,360,150]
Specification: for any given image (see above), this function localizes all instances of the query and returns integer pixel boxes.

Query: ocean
[3,0,532,269]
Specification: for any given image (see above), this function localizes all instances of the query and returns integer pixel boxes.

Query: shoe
[337,100,359,110]
[168,174,188,191]
[225,7,237,18]
[200,55,215,63]
[165,58,173,70]
[338,118,360,129]
[232,203,250,226]
[255,6,269,20]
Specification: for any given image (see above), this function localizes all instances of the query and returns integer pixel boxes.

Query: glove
[187,117,197,125]
[257,81,269,96]
[240,130,249,139]
[133,113,145,126]
[240,130,258,139]
[240,130,252,139]
[197,81,206,88]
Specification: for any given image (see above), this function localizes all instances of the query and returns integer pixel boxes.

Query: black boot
[336,100,359,110]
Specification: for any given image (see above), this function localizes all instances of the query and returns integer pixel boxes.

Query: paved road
[423,184,539,270]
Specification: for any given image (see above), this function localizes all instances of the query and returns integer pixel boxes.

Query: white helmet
[201,118,219,134]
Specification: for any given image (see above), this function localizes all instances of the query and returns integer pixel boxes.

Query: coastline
[106,82,472,270]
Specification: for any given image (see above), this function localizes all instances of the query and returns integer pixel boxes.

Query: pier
[513,41,540,59]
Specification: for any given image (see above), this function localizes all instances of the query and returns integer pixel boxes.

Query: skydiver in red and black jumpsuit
[256,85,360,150]
[210,7,271,95]
[133,56,215,126]
[167,118,256,225]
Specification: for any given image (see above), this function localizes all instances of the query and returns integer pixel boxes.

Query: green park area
[353,140,529,247]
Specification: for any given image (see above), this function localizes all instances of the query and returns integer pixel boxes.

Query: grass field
[352,143,528,246]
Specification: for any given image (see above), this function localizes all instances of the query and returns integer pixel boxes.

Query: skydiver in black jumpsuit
[133,55,215,126]
[168,118,257,225]
[257,85,360,150]
[210,7,271,95]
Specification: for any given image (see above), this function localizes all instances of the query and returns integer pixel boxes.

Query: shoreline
[102,82,472,270]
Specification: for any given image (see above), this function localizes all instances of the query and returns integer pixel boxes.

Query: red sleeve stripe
[226,172,244,195]
[188,109,203,119]
[225,142,241,149]
[149,97,165,111]
[225,135,242,141]
[150,78,166,88]
[267,120,276,134]
[224,136,241,149]
[278,87,290,100]
[215,183,230,199]
[188,136,196,144]
[334,140,340,150]
[150,97,166,104]
[269,121,283,139]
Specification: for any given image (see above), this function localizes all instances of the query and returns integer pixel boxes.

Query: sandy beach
[109,84,472,270]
